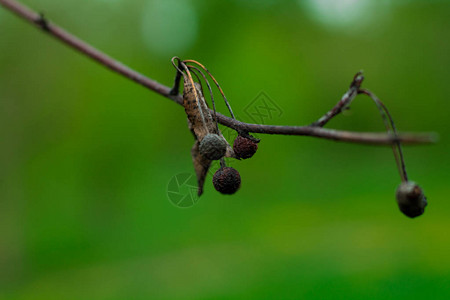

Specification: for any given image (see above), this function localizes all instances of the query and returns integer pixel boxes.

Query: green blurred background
[1,0,449,299]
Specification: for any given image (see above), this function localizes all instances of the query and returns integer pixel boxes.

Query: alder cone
[233,136,258,159]
[395,181,427,218]
[213,167,241,194]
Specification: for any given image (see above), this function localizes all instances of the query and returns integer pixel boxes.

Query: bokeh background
[1,0,449,299]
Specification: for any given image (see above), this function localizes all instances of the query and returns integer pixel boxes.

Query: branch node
[35,12,49,31]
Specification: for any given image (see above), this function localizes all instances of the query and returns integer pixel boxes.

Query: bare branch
[311,71,364,127]
[214,115,436,145]
[0,0,437,146]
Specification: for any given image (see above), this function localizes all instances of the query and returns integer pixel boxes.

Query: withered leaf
[183,78,235,195]
[183,79,215,141]
[191,140,211,196]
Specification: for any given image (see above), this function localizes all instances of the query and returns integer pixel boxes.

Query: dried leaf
[191,140,211,196]
[183,79,214,141]
[184,78,236,195]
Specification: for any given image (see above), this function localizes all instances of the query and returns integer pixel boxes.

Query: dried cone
[395,181,427,218]
[213,167,241,195]
[233,135,258,159]
[199,133,227,160]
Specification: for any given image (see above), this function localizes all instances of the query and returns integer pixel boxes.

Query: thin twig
[0,0,437,146]
[359,89,409,181]
[311,71,364,127]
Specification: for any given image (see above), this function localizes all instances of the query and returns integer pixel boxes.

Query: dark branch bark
[0,0,437,146]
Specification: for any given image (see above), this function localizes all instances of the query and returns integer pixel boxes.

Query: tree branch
[0,0,437,146]
[311,71,364,127]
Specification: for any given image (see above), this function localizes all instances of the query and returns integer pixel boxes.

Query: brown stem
[0,0,437,146]
[359,89,409,180]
